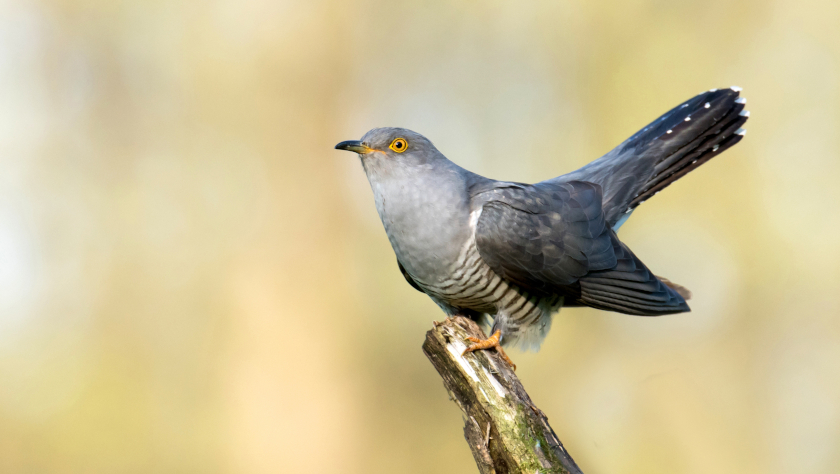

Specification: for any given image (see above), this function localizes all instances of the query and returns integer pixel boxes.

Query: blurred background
[1,0,839,472]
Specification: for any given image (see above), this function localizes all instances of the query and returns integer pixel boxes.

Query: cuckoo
[336,87,749,369]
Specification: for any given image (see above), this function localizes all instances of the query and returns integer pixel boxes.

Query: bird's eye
[389,138,408,153]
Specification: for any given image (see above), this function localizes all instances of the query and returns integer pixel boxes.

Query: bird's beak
[335,140,373,154]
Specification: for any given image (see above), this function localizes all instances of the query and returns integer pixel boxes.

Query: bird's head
[335,128,444,176]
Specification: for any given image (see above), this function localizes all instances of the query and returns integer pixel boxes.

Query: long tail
[555,87,749,229]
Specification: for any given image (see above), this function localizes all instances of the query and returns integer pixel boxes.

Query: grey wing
[578,237,690,315]
[474,181,689,315]
[474,181,615,291]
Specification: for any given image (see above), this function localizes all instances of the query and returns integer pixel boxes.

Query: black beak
[335,140,372,154]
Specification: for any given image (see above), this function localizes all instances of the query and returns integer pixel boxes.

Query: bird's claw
[462,329,516,371]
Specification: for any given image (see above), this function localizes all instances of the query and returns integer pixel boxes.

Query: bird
[336,87,749,369]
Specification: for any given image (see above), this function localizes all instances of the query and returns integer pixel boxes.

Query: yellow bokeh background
[1,0,839,473]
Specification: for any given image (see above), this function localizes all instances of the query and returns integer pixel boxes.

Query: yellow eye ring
[389,138,408,153]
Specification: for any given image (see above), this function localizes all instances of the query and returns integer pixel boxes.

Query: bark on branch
[422,316,584,474]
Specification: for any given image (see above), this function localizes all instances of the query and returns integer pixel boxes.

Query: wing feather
[474,181,689,315]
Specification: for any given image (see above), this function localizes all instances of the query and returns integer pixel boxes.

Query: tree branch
[422,316,584,474]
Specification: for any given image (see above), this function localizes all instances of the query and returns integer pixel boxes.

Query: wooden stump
[422,316,584,474]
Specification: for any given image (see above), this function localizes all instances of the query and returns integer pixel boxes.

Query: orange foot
[462,329,516,371]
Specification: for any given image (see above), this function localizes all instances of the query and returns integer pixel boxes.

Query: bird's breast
[369,172,472,285]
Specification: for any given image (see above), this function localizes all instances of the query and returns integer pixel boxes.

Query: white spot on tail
[735,128,747,136]
[735,97,747,104]
[712,145,720,152]
[731,85,743,92]
[710,88,718,92]
[740,110,750,117]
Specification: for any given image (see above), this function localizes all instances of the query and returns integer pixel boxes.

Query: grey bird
[336,87,749,367]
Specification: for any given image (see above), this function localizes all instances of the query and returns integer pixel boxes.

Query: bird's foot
[462,329,516,371]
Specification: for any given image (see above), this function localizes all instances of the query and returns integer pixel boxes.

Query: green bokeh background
[1,0,839,472]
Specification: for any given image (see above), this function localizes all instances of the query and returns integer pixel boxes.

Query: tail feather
[631,97,747,208]
[553,87,750,228]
